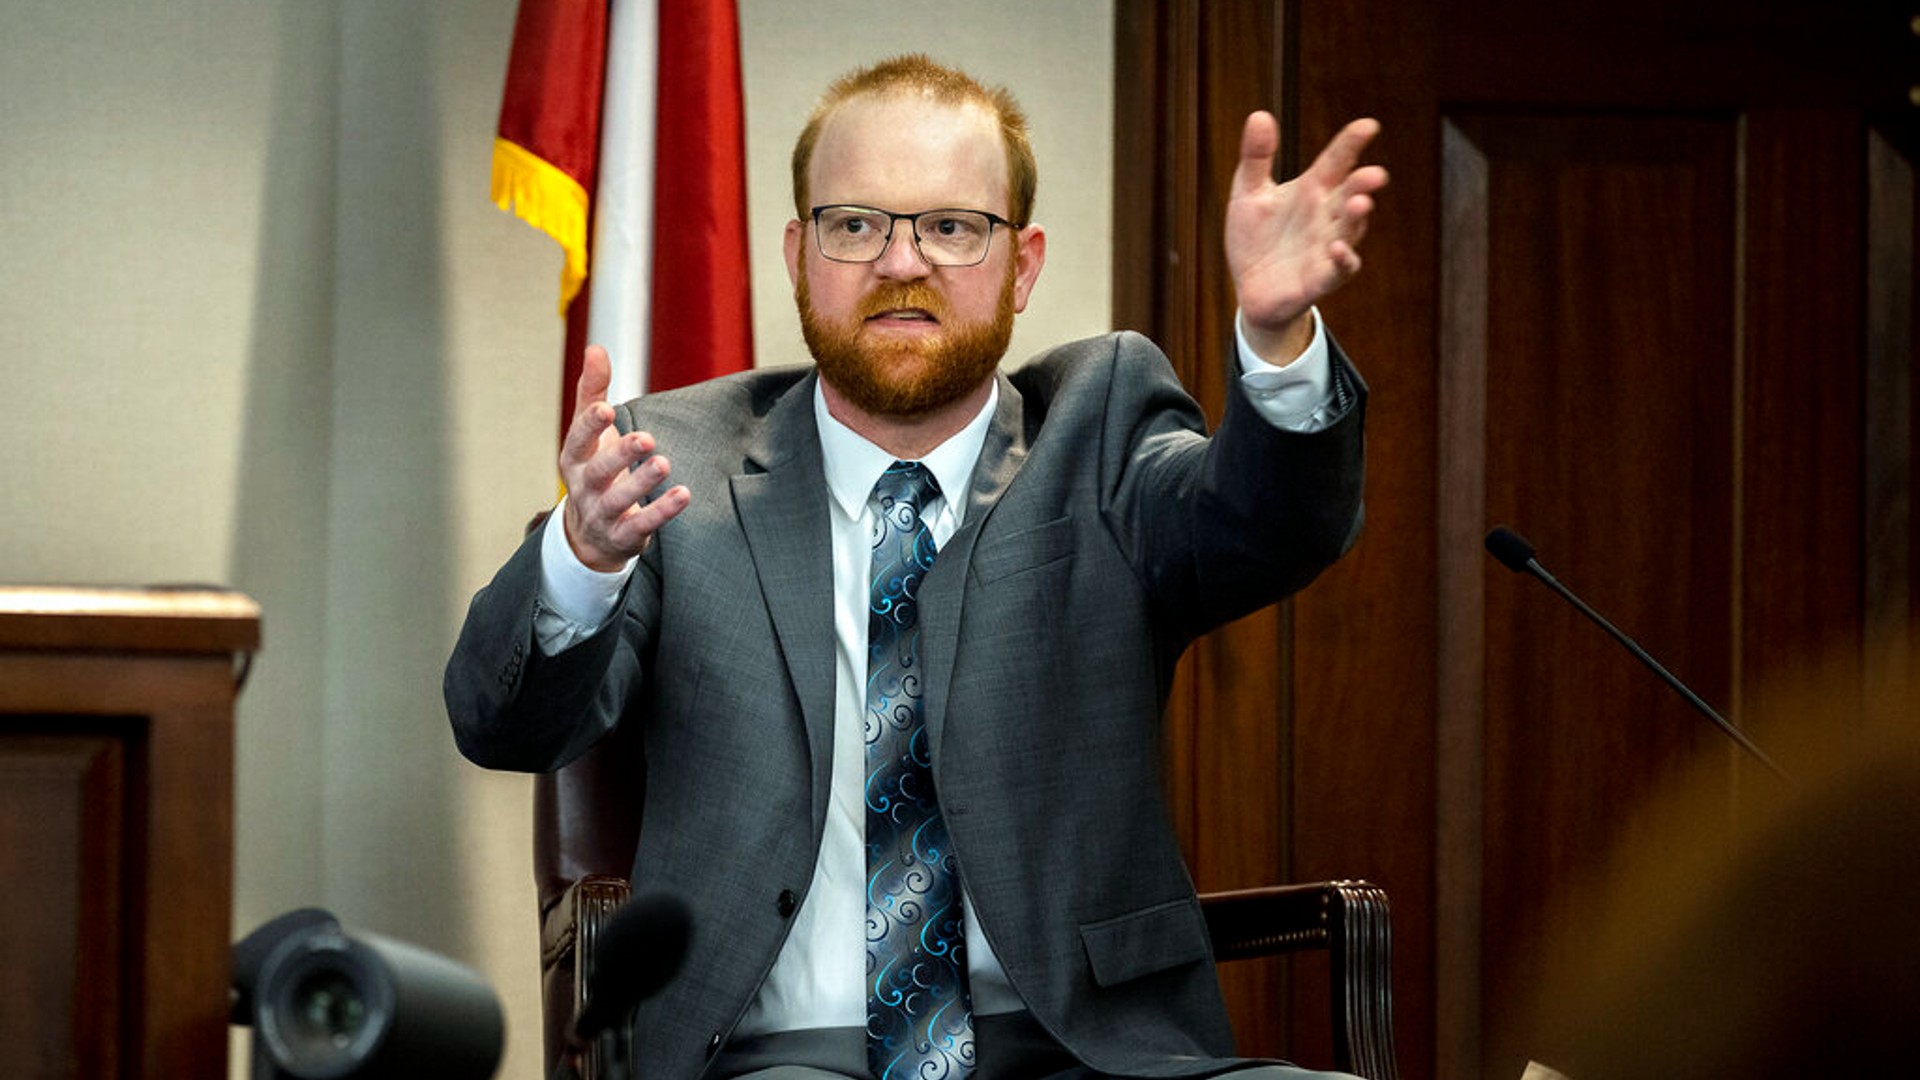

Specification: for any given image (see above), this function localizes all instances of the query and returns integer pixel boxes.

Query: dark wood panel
[1436,0,1908,111]
[1866,124,1916,722]
[1738,110,1868,762]
[0,731,128,1080]
[1116,0,1300,1060]
[1435,118,1490,1076]
[1115,3,1913,1077]
[1289,0,1444,1072]
[1455,112,1744,1075]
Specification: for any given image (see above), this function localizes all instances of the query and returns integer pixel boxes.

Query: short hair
[790,54,1037,227]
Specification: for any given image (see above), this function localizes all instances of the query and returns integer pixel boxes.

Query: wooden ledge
[0,586,261,654]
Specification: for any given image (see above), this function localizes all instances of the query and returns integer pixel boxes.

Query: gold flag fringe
[490,137,590,316]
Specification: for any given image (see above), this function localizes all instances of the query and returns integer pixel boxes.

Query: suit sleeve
[444,520,661,772]
[1101,329,1366,640]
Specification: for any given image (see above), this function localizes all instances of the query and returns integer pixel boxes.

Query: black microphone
[572,892,694,1043]
[1484,525,1791,782]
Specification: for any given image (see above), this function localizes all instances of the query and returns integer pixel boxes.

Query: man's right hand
[558,345,692,571]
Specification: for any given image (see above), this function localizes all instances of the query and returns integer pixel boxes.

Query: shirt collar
[814,377,999,522]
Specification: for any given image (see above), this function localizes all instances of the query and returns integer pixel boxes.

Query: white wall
[0,2,1111,1077]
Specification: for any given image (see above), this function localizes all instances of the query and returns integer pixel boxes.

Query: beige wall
[0,2,1110,1077]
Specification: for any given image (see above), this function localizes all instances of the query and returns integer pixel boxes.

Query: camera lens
[290,970,368,1049]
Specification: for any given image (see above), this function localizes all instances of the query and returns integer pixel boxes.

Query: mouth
[865,308,939,324]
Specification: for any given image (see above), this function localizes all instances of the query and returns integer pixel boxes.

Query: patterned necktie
[865,460,975,1080]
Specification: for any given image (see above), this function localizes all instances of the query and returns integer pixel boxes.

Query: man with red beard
[449,55,1383,1080]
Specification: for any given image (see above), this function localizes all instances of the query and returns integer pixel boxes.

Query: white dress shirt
[532,312,1337,1033]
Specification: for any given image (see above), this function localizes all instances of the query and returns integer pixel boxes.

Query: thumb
[1232,111,1281,197]
[576,344,612,414]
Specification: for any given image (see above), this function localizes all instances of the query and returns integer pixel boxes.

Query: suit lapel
[921,372,1030,755]
[732,375,838,827]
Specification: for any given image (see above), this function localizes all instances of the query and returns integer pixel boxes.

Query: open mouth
[866,308,939,323]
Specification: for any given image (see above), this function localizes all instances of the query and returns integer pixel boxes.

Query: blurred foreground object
[1521,639,1920,1078]
[233,910,504,1080]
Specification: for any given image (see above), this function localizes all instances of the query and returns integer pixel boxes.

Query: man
[448,55,1385,1080]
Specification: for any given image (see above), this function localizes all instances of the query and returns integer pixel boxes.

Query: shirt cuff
[535,498,634,655]
[1234,306,1335,433]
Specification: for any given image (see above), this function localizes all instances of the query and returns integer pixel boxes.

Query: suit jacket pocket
[1078,896,1212,987]
[971,516,1074,585]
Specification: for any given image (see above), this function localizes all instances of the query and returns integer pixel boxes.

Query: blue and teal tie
[865,461,975,1080]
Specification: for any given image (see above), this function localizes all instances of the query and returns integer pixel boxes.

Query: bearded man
[448,54,1385,1080]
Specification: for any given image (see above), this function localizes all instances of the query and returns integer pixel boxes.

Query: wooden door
[1116,2,1916,1076]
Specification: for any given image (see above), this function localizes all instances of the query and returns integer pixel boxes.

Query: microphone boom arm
[1487,526,1792,783]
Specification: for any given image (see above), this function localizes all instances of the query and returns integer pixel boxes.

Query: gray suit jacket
[446,330,1366,1079]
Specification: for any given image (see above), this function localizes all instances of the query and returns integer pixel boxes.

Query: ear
[1010,223,1047,313]
[783,218,804,288]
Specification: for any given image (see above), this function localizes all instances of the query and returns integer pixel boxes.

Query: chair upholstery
[534,717,644,1075]
[534,733,1400,1079]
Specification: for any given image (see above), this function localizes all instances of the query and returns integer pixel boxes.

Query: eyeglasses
[808,205,1013,267]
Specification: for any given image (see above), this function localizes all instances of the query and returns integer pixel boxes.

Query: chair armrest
[1199,881,1399,1080]
[543,877,1394,1080]
[540,874,632,1078]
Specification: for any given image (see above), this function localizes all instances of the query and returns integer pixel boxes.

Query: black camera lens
[289,969,368,1050]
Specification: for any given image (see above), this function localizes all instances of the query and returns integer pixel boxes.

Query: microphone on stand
[1484,525,1791,783]
[554,892,695,1080]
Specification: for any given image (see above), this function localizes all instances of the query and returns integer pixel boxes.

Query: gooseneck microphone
[1484,525,1791,782]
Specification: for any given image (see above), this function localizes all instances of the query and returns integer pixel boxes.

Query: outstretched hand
[1226,113,1387,363]
[558,345,691,571]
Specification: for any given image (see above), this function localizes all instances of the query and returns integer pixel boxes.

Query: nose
[872,223,933,281]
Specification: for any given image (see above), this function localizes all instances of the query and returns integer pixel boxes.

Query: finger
[578,429,657,492]
[561,396,620,468]
[1346,209,1371,248]
[1232,110,1282,197]
[1344,163,1391,196]
[1328,240,1362,278]
[559,347,616,463]
[1330,167,1389,221]
[1338,192,1376,233]
[596,449,672,513]
[608,484,693,548]
[1305,117,1382,188]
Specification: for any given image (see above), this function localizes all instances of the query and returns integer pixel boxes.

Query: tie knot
[872,460,940,516]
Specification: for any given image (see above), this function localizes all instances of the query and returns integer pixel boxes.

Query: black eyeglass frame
[807,204,1017,267]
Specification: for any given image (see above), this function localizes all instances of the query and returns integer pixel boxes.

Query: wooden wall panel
[1738,111,1868,757]
[1114,3,1911,1077]
[1287,0,1442,1072]
[0,730,128,1080]
[1116,1,1442,1070]
[1115,0,1301,1058]
[1866,125,1916,723]
[1449,112,1745,1071]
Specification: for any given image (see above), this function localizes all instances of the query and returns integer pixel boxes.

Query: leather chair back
[532,717,645,1068]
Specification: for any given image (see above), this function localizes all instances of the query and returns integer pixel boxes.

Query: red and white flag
[492,0,753,445]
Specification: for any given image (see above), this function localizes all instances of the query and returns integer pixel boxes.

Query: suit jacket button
[706,1032,723,1057]
[776,889,797,917]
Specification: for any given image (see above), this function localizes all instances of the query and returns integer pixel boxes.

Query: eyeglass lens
[814,208,995,266]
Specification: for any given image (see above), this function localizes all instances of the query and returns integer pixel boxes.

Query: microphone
[1484,526,1791,782]
[571,892,695,1043]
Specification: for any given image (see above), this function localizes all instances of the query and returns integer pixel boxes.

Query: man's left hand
[1226,113,1387,364]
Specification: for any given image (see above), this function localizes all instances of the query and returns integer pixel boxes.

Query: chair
[533,723,1401,1080]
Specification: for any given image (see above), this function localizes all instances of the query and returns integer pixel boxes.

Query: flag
[493,0,754,447]
[491,0,606,320]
